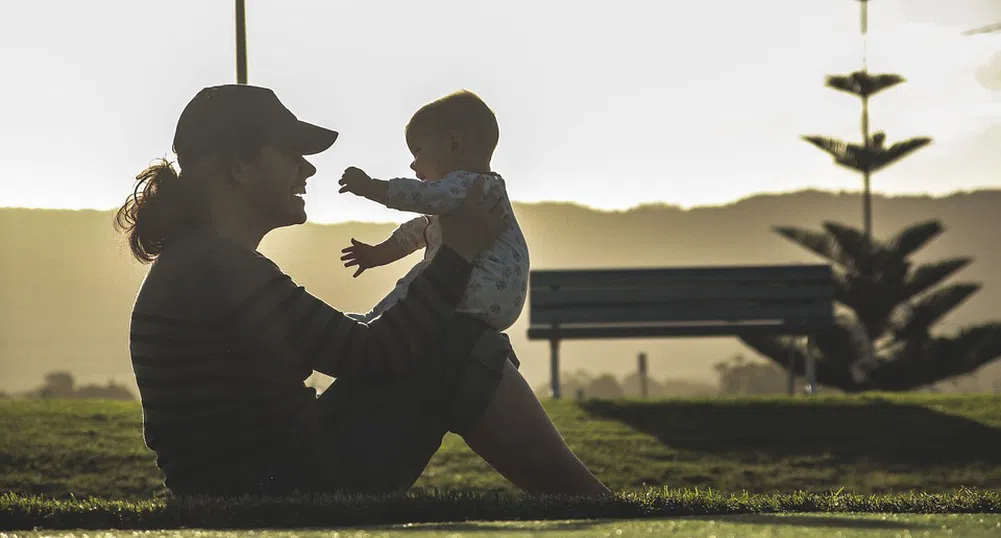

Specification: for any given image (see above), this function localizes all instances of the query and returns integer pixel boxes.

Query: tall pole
[859,0,871,254]
[637,352,648,399]
[236,0,248,84]
[862,94,871,258]
[859,0,876,370]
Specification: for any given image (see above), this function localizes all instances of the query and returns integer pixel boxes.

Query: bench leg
[549,338,561,399]
[805,335,817,395]
[786,341,795,396]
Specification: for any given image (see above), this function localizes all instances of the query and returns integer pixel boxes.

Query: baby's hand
[338,167,374,197]
[341,238,387,278]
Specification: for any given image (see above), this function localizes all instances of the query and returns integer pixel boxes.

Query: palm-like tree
[739,220,1001,391]
[802,70,933,260]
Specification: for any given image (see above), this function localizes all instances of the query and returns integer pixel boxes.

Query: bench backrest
[528,264,834,338]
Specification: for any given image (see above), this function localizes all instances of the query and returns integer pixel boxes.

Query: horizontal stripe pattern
[129,234,471,488]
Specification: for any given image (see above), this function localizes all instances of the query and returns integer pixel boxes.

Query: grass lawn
[4,514,1001,537]
[3,488,1001,531]
[4,394,1001,499]
[4,394,1001,530]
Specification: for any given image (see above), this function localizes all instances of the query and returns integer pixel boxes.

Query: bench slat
[527,322,821,339]
[530,264,831,289]
[531,285,831,307]
[530,303,832,325]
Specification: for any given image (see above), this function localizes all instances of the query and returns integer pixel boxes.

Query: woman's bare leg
[460,359,612,497]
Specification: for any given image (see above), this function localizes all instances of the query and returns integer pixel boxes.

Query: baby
[338,90,530,331]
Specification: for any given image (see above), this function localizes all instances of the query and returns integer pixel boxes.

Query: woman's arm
[214,241,472,381]
[216,176,506,382]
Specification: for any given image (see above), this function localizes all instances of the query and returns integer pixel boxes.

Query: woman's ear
[227,157,252,186]
[449,131,463,154]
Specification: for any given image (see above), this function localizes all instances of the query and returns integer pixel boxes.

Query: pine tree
[738,1,1001,392]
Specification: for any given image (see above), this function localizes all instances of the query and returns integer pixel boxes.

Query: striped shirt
[128,232,472,489]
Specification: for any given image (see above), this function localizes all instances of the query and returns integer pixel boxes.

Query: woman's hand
[439,178,509,262]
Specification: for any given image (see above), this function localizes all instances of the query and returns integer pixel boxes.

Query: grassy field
[4,489,1001,530]
[4,394,1001,499]
[4,394,1001,531]
[5,513,1001,537]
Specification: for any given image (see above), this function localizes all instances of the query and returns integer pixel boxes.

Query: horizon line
[2,186,999,224]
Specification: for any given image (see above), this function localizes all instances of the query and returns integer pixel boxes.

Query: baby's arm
[390,216,429,254]
[385,173,484,215]
[339,167,495,216]
[341,217,427,277]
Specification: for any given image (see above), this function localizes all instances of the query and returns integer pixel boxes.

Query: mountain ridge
[2,188,999,394]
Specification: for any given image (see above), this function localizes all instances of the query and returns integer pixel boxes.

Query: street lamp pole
[236,0,247,84]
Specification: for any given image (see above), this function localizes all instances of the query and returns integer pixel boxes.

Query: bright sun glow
[0,0,998,224]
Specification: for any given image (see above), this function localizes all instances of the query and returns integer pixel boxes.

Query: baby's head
[405,90,498,182]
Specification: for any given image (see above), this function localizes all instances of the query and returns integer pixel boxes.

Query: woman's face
[231,145,317,229]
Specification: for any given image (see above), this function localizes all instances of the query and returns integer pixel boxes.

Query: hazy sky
[1,0,1000,224]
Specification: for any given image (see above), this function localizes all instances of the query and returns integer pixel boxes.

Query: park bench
[526,264,835,398]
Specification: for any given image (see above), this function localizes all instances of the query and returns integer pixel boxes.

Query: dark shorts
[251,313,519,495]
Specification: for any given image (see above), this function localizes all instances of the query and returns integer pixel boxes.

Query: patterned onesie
[350,170,530,331]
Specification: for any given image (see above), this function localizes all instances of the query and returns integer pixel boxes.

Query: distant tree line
[533,353,1001,401]
[1,371,135,401]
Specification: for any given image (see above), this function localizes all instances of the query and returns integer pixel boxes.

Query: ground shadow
[580,399,1001,466]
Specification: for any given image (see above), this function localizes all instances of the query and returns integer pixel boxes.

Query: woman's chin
[291,196,308,220]
[289,207,308,225]
[273,198,308,227]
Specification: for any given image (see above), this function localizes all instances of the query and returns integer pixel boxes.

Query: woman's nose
[301,157,317,178]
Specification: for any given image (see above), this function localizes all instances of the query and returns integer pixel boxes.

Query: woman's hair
[114,159,202,264]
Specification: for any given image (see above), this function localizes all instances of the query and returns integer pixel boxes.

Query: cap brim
[286,120,339,155]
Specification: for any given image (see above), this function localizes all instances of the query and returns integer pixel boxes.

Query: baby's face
[405,127,457,182]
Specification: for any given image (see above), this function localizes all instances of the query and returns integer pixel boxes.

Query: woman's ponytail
[114,159,194,263]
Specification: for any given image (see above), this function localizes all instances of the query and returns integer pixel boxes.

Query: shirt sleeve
[390,216,429,255]
[209,239,473,381]
[385,173,483,215]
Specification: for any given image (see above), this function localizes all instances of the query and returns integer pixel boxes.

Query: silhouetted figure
[337,90,529,333]
[114,84,608,498]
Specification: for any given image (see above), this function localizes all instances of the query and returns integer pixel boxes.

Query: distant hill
[2,188,1000,394]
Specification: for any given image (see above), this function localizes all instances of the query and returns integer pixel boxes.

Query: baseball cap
[172,84,338,167]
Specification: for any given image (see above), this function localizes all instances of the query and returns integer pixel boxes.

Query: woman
[115,84,609,497]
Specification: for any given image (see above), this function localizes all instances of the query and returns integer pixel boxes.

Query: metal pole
[638,352,648,399]
[786,343,795,396]
[236,0,248,84]
[804,337,817,395]
[550,337,561,399]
